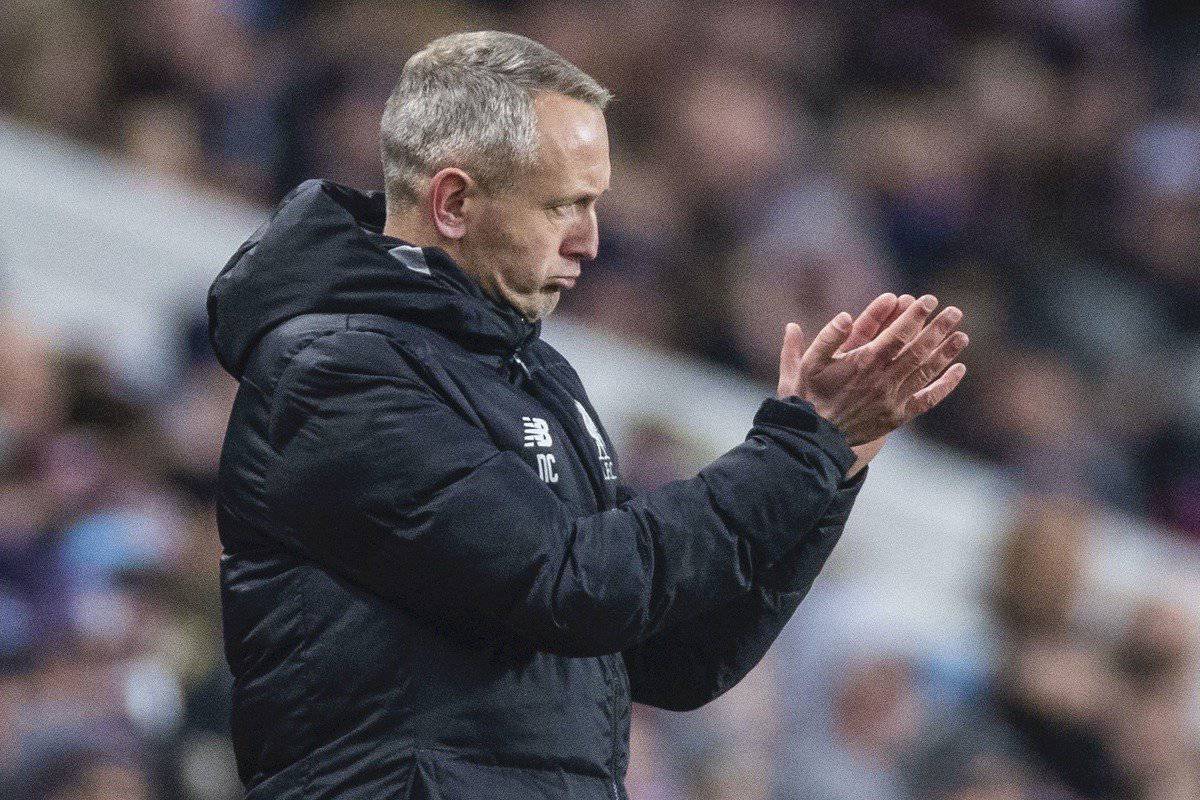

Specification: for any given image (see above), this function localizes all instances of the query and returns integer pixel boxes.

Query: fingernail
[954,332,969,346]
[920,295,937,311]
[945,306,962,322]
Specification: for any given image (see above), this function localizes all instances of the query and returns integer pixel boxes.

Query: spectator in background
[913,495,1125,799]
[0,319,63,445]
[763,580,928,800]
[0,0,112,143]
[726,174,897,381]
[116,97,207,193]
[1108,601,1200,800]
[0,309,240,800]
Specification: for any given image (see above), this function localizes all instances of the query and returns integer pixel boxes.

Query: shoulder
[245,314,442,401]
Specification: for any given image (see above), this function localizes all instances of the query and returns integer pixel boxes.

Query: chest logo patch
[523,417,557,484]
[574,401,618,482]
[522,417,553,449]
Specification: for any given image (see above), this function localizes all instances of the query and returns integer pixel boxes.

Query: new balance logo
[522,417,553,449]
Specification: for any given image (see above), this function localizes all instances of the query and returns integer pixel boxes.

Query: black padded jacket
[208,179,866,799]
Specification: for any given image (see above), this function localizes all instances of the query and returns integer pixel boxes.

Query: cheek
[475,218,530,282]
[508,228,563,289]
[473,205,564,293]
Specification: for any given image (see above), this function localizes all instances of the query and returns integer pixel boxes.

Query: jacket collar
[208,179,541,378]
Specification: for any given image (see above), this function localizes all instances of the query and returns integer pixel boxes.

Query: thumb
[800,312,852,372]
[777,322,805,397]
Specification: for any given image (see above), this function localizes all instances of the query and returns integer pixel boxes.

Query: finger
[838,293,897,353]
[868,294,937,364]
[904,362,967,418]
[841,294,915,357]
[892,305,963,377]
[777,322,805,397]
[883,294,915,328]
[898,331,969,398]
[799,312,853,373]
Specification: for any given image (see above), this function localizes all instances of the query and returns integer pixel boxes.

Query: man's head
[380,31,612,322]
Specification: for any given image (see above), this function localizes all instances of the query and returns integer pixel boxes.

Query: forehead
[528,93,610,191]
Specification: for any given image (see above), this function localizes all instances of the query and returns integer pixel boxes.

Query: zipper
[501,323,538,385]
[610,652,626,798]
[511,353,531,379]
[594,653,620,797]
[505,345,610,511]
[506,340,624,795]
[530,368,610,511]
[500,347,533,387]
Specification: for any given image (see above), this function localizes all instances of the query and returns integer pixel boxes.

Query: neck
[384,207,476,281]
[382,204,537,324]
[383,206,502,309]
[382,205,438,247]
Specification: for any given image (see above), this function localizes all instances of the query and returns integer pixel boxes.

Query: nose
[561,206,599,263]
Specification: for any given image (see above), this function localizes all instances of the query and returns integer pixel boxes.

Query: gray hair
[380,31,612,209]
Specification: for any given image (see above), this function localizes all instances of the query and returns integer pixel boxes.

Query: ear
[428,167,474,240]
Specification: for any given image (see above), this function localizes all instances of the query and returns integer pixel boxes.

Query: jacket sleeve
[620,470,865,711]
[264,330,857,657]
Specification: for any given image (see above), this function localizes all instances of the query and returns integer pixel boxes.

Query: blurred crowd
[624,493,1200,800]
[0,319,239,799]
[0,0,1198,798]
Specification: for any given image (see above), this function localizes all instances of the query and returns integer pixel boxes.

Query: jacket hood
[208,179,539,379]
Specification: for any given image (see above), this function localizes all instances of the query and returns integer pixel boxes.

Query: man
[208,31,967,800]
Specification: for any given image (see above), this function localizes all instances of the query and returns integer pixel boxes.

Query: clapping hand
[777,293,969,477]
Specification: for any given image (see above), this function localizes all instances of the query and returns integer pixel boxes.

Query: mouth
[548,276,578,290]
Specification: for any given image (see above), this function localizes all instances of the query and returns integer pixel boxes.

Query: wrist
[754,396,857,477]
[846,435,888,479]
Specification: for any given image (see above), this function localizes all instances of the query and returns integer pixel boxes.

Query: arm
[264,329,855,657]
[621,469,865,711]
[621,290,972,710]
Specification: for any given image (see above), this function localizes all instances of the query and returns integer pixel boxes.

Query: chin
[529,293,561,322]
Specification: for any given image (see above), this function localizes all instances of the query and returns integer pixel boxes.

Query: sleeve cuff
[839,463,868,491]
[752,396,857,476]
